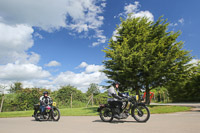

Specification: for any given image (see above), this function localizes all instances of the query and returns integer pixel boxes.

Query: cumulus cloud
[112,1,154,41]
[0,63,51,81]
[53,71,106,92]
[53,62,107,92]
[45,61,61,67]
[78,62,88,68]
[0,0,68,31]
[124,1,140,14]
[0,0,106,45]
[188,59,200,66]
[0,22,39,64]
[0,0,108,90]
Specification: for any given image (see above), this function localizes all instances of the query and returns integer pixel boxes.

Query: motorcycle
[97,95,150,122]
[32,101,60,121]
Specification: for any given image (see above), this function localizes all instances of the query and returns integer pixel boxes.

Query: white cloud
[0,0,68,31]
[53,71,107,92]
[124,1,140,14]
[53,62,107,92]
[45,61,61,67]
[112,1,154,41]
[131,11,154,22]
[101,3,106,8]
[169,23,178,27]
[0,22,38,64]
[34,32,43,39]
[188,59,199,66]
[0,0,106,45]
[0,62,107,92]
[92,30,107,46]
[78,62,88,68]
[116,1,154,22]
[178,18,184,24]
[77,62,104,73]
[85,64,104,73]
[0,63,51,81]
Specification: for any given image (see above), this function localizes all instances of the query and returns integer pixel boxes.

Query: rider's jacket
[108,86,125,102]
[40,96,52,106]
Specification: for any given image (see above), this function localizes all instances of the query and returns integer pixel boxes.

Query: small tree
[86,83,100,97]
[103,16,193,104]
[9,82,23,93]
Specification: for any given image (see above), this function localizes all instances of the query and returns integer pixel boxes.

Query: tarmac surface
[0,109,200,133]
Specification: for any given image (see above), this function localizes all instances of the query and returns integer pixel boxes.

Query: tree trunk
[0,94,4,112]
[145,86,150,105]
[91,93,93,107]
[70,94,72,108]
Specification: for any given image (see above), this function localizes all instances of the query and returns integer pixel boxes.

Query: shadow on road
[92,119,142,124]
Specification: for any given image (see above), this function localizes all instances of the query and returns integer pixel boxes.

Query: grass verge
[0,105,191,118]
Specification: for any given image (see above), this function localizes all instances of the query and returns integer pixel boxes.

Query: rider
[40,91,52,119]
[108,82,126,118]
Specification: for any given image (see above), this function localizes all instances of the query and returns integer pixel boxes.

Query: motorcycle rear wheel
[100,107,113,122]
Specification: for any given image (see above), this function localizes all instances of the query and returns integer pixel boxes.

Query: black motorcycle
[97,95,150,122]
[32,102,60,121]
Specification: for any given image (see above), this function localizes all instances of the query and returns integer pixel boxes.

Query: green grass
[0,105,191,118]
[148,105,191,114]
[0,110,33,118]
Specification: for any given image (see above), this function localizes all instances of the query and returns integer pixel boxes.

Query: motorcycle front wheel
[99,107,113,122]
[132,104,150,122]
[51,107,60,121]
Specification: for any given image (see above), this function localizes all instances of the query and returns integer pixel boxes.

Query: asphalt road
[0,109,200,133]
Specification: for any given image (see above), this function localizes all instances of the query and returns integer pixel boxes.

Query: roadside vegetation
[0,105,191,118]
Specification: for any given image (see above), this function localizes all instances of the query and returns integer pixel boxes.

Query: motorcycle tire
[51,107,60,121]
[132,104,150,122]
[99,107,113,122]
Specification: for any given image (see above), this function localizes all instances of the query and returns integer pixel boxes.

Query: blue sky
[0,0,199,92]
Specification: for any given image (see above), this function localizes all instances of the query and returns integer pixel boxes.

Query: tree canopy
[103,16,194,103]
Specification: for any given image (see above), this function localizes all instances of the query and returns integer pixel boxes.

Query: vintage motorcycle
[97,95,150,122]
[32,101,60,121]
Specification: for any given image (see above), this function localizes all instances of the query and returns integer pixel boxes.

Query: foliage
[167,63,200,102]
[86,83,100,97]
[93,91,108,105]
[1,87,49,111]
[54,85,87,107]
[9,82,23,93]
[0,106,191,118]
[102,16,193,104]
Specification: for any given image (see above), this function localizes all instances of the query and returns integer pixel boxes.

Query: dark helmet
[43,91,48,96]
[112,81,120,86]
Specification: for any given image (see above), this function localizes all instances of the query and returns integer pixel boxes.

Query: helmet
[112,81,120,86]
[43,91,48,96]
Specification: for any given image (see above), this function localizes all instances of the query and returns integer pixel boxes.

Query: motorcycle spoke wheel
[132,105,150,122]
[52,108,60,121]
[100,107,113,122]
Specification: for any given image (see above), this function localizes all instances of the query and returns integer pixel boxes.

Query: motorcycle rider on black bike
[40,91,52,119]
[108,82,127,119]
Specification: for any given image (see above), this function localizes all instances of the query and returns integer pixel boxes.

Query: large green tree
[103,16,193,104]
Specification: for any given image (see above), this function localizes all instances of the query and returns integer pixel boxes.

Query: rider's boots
[40,112,44,119]
[113,108,121,119]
